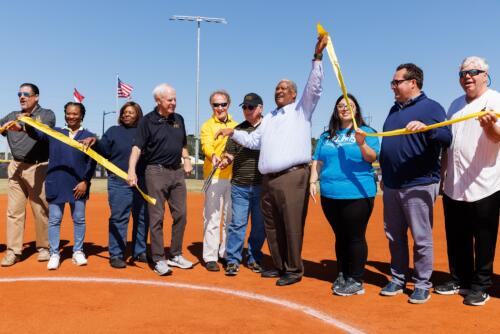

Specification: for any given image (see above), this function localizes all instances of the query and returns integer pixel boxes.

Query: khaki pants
[6,161,49,255]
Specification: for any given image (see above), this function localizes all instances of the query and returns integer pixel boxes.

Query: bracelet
[310,180,318,184]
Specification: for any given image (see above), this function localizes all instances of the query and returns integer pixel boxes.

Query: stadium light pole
[102,110,117,137]
[169,15,227,179]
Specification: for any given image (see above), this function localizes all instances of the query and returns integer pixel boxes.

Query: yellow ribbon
[364,111,500,137]
[317,22,358,129]
[19,116,156,205]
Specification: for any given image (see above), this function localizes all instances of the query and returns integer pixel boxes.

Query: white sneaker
[47,254,60,270]
[167,255,193,269]
[72,251,88,266]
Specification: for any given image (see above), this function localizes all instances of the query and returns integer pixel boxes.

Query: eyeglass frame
[17,92,36,98]
[390,79,413,88]
[459,69,485,79]
[212,102,228,108]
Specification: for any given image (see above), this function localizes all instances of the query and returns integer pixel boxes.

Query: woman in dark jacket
[25,102,96,270]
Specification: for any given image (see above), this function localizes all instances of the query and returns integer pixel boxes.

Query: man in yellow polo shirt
[200,90,238,271]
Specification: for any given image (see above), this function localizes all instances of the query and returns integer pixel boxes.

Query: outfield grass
[0,178,204,195]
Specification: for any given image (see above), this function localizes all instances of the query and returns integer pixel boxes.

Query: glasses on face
[390,79,411,88]
[212,102,228,108]
[17,92,34,98]
[242,105,256,111]
[337,103,355,110]
[459,69,485,79]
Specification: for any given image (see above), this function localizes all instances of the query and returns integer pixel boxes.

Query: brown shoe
[1,251,21,267]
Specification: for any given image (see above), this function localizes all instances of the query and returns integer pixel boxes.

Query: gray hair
[152,83,175,98]
[209,90,231,105]
[461,56,489,71]
[278,79,297,94]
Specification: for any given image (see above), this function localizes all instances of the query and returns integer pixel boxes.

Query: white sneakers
[72,251,88,266]
[167,255,193,269]
[47,251,88,270]
[47,254,60,270]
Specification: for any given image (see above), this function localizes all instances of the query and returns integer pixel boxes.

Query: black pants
[320,196,374,281]
[442,191,500,292]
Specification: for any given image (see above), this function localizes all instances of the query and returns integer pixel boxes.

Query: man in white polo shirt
[437,56,500,306]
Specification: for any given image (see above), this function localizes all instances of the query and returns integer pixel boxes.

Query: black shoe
[261,268,281,278]
[110,257,126,269]
[247,261,263,273]
[225,263,239,276]
[206,261,220,272]
[276,273,302,286]
[463,290,490,306]
[133,253,148,263]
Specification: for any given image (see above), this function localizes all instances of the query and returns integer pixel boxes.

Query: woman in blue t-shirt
[310,93,379,296]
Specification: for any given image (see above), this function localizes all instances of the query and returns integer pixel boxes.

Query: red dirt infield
[0,193,498,333]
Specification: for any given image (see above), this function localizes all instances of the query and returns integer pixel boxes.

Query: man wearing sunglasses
[379,63,452,304]
[218,93,266,276]
[0,83,55,266]
[214,35,328,286]
[200,90,238,272]
[438,56,500,306]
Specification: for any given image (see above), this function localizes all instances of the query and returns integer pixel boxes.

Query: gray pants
[145,165,187,262]
[383,183,439,289]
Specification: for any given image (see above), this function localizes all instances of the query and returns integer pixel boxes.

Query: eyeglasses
[242,105,257,111]
[337,104,355,110]
[390,79,411,87]
[459,69,485,78]
[212,102,228,108]
[17,92,34,97]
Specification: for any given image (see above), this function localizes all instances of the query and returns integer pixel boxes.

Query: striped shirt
[225,121,262,186]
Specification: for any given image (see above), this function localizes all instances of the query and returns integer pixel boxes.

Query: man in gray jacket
[0,83,55,266]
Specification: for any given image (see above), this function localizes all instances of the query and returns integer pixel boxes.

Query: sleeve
[94,129,112,158]
[24,124,47,141]
[297,61,324,120]
[425,104,452,148]
[133,117,149,150]
[180,115,187,147]
[83,132,98,181]
[224,137,238,155]
[200,121,216,158]
[312,134,325,161]
[364,127,380,157]
[231,118,264,150]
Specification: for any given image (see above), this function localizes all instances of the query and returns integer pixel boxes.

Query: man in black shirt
[0,83,55,266]
[128,83,193,276]
[220,93,266,276]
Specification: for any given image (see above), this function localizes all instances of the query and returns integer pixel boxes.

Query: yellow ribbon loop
[364,111,500,137]
[317,22,358,130]
[19,116,157,205]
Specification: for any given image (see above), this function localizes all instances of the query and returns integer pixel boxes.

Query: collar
[64,125,84,134]
[396,92,425,109]
[212,113,233,124]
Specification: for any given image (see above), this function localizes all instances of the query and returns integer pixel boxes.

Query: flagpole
[116,73,119,114]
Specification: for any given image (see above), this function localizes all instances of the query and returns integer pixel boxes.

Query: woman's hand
[73,181,88,199]
[354,128,367,146]
[309,182,318,204]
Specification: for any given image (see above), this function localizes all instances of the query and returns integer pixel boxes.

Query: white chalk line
[0,276,364,334]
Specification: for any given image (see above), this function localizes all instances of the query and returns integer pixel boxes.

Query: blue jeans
[48,200,86,255]
[108,174,149,259]
[225,184,266,265]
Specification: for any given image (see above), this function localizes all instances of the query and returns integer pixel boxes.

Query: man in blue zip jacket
[379,63,452,304]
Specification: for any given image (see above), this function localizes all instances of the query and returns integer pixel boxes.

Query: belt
[266,163,309,179]
[14,158,47,165]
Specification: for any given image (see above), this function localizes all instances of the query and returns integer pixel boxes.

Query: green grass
[0,178,205,195]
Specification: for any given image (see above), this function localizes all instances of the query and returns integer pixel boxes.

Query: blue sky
[1,0,499,152]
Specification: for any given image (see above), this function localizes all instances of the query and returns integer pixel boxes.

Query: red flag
[117,78,133,98]
[73,88,85,103]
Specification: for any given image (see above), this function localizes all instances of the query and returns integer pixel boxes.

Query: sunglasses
[390,79,411,87]
[212,102,228,108]
[337,104,355,110]
[17,92,34,97]
[459,69,485,78]
[242,105,257,111]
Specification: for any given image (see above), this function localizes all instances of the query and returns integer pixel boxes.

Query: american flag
[117,78,133,98]
[73,88,85,103]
